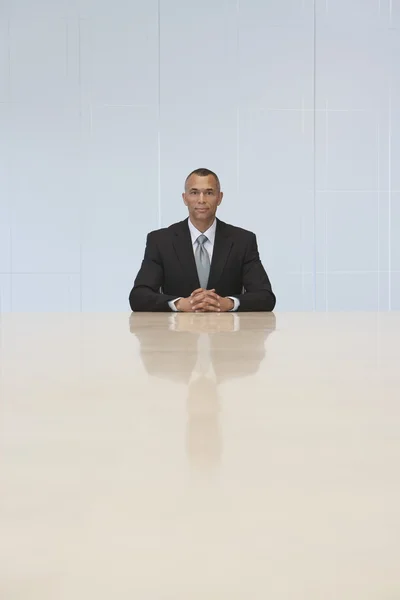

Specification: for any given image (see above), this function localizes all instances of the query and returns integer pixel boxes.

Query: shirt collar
[187,217,217,246]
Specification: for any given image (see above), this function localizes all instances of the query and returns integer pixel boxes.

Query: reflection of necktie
[195,235,210,289]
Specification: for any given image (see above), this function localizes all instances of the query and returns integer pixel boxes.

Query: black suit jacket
[129,218,276,312]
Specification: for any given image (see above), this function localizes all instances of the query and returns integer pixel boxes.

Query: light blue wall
[0,0,399,311]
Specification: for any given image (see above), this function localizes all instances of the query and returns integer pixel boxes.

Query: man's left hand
[191,289,234,312]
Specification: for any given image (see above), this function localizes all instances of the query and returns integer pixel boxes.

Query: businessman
[129,168,276,312]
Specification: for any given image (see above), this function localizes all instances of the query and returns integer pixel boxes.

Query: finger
[191,291,220,310]
[203,297,220,308]
[202,304,221,312]
[204,293,221,304]
[192,301,216,312]
[190,293,207,306]
[203,292,220,302]
[192,288,216,297]
[193,294,218,307]
[191,301,207,311]
[193,300,221,312]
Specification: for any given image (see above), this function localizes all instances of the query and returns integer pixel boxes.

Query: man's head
[183,168,223,231]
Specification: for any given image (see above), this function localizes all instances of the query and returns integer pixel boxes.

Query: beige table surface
[0,312,399,599]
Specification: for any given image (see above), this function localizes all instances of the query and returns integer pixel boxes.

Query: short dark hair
[185,168,221,192]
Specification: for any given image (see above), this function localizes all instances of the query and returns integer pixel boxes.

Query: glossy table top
[0,312,399,598]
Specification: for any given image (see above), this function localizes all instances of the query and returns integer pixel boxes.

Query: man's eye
[191,191,198,195]
[207,191,214,195]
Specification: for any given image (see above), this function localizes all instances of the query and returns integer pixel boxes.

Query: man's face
[182,174,223,224]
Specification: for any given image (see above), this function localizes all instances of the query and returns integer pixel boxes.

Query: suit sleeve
[129,233,177,312]
[235,233,276,312]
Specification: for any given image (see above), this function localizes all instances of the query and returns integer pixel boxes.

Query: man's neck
[189,216,216,233]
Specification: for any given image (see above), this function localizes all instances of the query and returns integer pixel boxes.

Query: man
[129,168,276,312]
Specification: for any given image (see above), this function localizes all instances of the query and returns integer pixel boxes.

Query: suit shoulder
[146,222,181,240]
[146,227,169,239]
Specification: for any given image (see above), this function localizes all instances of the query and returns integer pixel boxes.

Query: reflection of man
[129,313,276,470]
[129,168,276,313]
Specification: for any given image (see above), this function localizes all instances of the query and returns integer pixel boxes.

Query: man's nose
[198,193,206,203]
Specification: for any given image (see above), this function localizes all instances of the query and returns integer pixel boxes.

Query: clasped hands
[176,288,234,313]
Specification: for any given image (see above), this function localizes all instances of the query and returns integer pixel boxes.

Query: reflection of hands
[189,288,234,313]
[171,312,236,333]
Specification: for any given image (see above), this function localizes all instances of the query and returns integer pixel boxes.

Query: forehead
[185,174,218,190]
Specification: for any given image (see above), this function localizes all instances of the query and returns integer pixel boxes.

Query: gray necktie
[195,234,211,289]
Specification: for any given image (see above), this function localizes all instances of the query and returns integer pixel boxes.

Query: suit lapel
[172,220,200,290]
[208,220,233,290]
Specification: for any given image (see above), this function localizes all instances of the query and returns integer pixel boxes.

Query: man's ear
[182,192,187,206]
[218,192,224,206]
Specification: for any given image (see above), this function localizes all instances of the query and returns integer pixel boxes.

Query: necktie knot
[197,234,208,247]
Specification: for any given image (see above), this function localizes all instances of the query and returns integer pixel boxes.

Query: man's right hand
[175,289,220,312]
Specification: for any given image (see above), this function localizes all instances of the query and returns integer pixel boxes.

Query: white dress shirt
[168,218,240,312]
